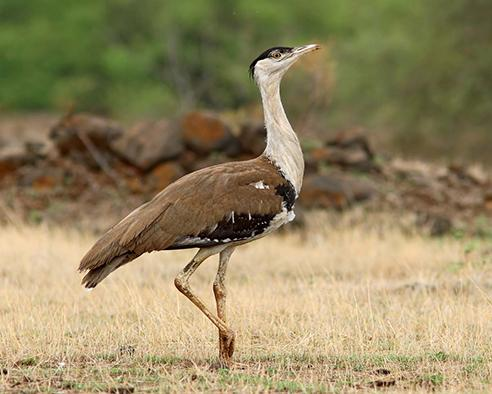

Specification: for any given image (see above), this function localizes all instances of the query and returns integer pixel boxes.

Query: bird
[78,44,320,367]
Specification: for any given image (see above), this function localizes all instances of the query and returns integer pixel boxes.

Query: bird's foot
[217,330,235,369]
[210,359,247,370]
[224,330,235,358]
[212,358,247,370]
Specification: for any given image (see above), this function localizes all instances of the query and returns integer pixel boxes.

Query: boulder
[177,150,198,172]
[0,142,30,179]
[447,164,489,187]
[326,129,375,157]
[0,117,54,179]
[112,119,183,172]
[0,138,49,180]
[17,164,60,192]
[484,187,492,207]
[312,145,378,172]
[50,113,123,155]
[300,174,377,209]
[182,111,237,155]
[238,122,266,157]
[125,176,146,194]
[309,129,380,172]
[415,213,453,237]
[149,162,185,191]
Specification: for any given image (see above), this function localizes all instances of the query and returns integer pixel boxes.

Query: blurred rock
[416,212,453,236]
[327,128,375,157]
[1,111,491,234]
[300,174,377,209]
[485,190,492,212]
[0,124,53,179]
[17,164,61,192]
[448,163,489,186]
[318,129,379,172]
[50,112,123,155]
[429,216,453,237]
[307,145,373,170]
[238,122,266,156]
[309,146,330,162]
[182,111,237,155]
[0,142,30,179]
[177,150,198,172]
[149,162,185,191]
[112,119,183,172]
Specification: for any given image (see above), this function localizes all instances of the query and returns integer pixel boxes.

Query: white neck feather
[259,75,304,196]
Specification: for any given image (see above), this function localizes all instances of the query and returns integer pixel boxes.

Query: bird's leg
[174,247,235,366]
[213,247,236,366]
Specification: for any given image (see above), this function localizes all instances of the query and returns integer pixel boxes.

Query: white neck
[259,75,304,196]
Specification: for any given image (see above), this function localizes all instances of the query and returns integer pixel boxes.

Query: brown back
[79,156,289,272]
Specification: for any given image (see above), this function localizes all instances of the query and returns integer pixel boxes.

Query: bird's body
[79,156,296,286]
[79,44,320,367]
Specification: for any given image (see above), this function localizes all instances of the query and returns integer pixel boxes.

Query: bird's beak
[292,44,321,57]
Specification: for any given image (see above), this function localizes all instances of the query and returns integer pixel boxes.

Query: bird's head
[249,44,320,85]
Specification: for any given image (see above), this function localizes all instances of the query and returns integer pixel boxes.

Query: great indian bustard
[79,44,320,367]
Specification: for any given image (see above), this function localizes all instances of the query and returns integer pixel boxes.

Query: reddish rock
[150,162,184,191]
[310,146,330,162]
[305,146,330,172]
[182,111,236,155]
[50,112,123,155]
[301,175,350,209]
[177,150,198,172]
[327,128,375,157]
[0,137,47,180]
[112,119,183,172]
[125,176,146,194]
[0,114,55,172]
[311,129,380,172]
[300,174,377,209]
[238,122,266,157]
[32,175,57,192]
[309,145,377,172]
[327,146,369,165]
[485,193,492,212]
[0,143,27,179]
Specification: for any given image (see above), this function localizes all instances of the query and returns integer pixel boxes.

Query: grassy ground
[0,214,491,392]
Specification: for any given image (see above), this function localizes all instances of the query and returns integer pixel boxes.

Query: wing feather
[79,157,288,274]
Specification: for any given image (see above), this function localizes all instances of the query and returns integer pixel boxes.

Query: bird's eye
[271,52,282,60]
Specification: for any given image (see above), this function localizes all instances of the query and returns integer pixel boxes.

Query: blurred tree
[0,1,106,110]
[0,0,491,158]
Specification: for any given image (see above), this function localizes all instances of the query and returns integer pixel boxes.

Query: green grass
[3,353,490,392]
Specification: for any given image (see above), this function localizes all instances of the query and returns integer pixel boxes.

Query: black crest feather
[249,46,293,78]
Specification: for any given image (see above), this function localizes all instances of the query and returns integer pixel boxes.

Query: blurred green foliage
[0,0,491,142]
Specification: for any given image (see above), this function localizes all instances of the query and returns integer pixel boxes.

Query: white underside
[264,205,295,233]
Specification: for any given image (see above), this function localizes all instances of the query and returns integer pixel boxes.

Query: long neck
[259,77,304,196]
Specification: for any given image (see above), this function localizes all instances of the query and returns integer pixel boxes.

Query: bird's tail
[78,199,172,288]
[80,253,135,288]
[78,225,139,288]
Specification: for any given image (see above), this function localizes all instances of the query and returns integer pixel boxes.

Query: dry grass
[1,213,492,392]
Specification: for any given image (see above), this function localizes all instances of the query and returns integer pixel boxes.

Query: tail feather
[81,253,136,288]
[79,233,125,273]
[78,193,174,288]
[78,216,140,288]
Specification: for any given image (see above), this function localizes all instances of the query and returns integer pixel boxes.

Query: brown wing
[78,156,292,286]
